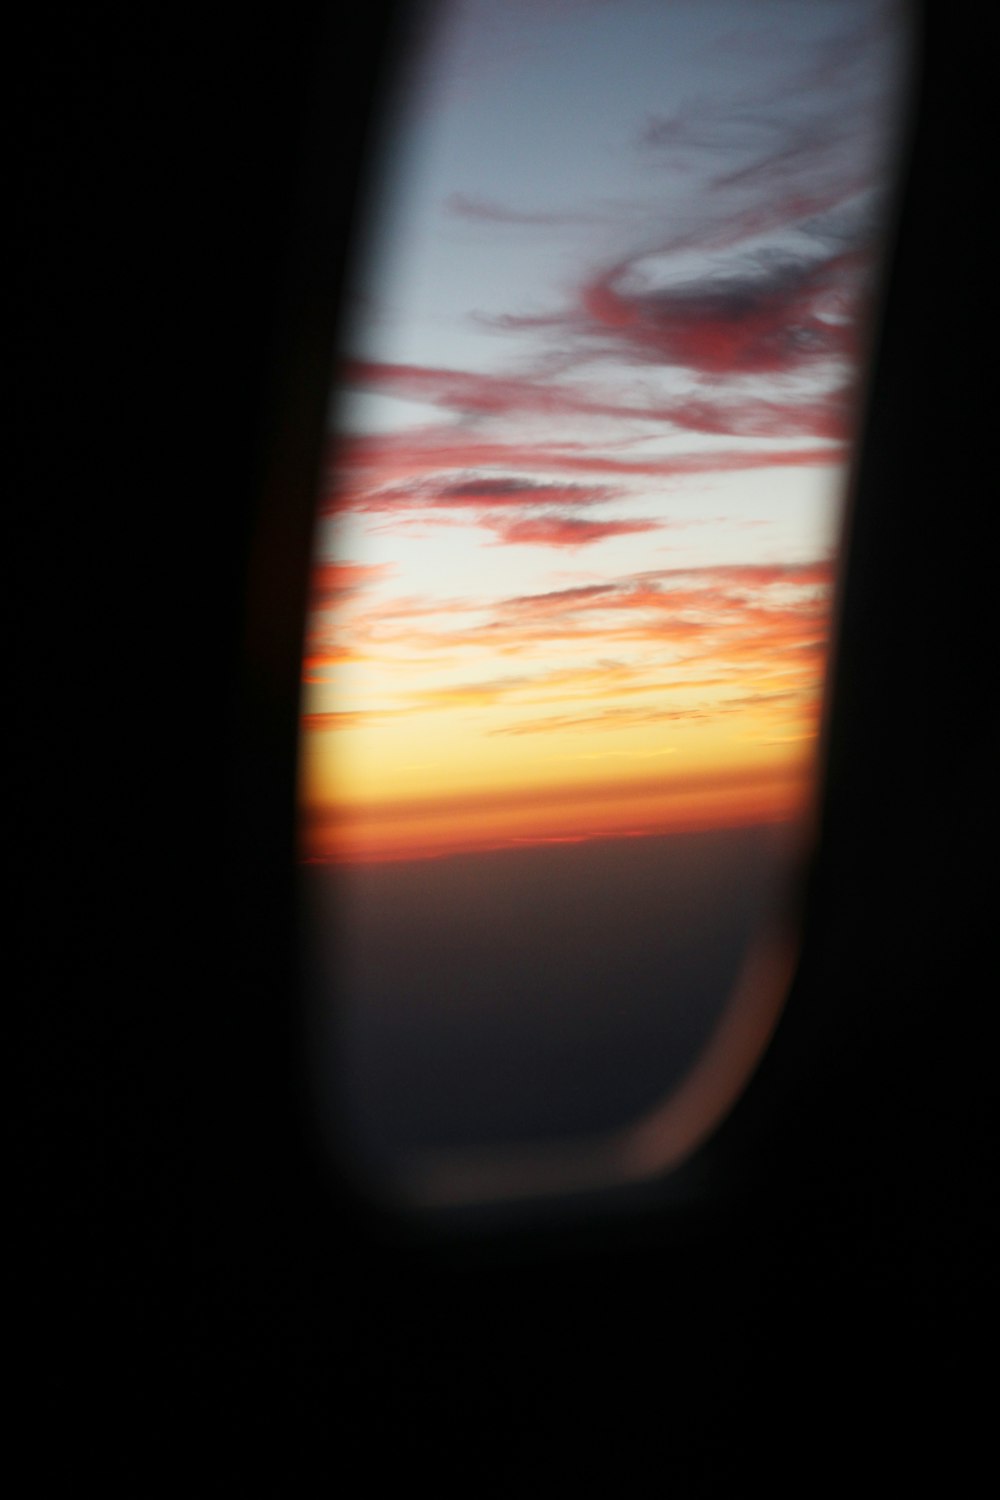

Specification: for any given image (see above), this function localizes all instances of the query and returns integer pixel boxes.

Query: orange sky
[300,547,832,863]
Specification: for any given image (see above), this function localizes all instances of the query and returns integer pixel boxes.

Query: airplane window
[298,0,912,1210]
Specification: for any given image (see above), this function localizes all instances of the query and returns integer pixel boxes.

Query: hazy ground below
[303,821,798,1163]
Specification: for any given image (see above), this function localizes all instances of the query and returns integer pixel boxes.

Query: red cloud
[320,423,844,552]
[318,464,658,547]
[464,559,833,660]
[332,560,833,687]
[323,430,843,518]
[308,560,394,606]
[578,246,868,376]
[341,358,852,441]
[360,473,616,511]
[484,514,661,547]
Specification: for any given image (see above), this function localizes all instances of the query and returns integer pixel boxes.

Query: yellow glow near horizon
[300,657,821,863]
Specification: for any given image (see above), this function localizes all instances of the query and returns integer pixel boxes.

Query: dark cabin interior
[15,2,992,1489]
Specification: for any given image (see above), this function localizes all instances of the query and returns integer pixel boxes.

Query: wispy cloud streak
[445,192,609,228]
[342,358,853,440]
[310,558,833,733]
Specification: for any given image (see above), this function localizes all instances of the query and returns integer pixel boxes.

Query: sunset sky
[300,0,906,865]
